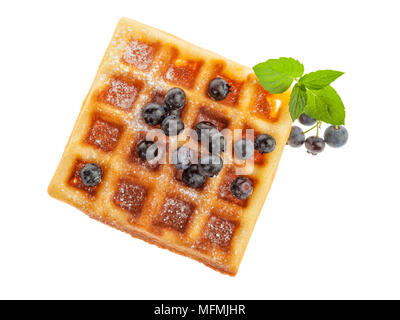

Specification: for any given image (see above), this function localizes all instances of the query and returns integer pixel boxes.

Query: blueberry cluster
[172,121,227,190]
[176,120,274,200]
[142,87,186,136]
[137,87,188,164]
[287,113,349,155]
[136,82,278,200]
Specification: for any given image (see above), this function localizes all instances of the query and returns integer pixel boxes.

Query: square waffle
[48,18,292,275]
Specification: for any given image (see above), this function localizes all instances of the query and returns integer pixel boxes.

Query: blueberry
[80,163,103,187]
[209,133,226,154]
[198,154,223,177]
[161,115,185,136]
[254,134,276,154]
[230,177,253,200]
[194,121,219,144]
[142,103,167,126]
[182,164,207,189]
[208,77,231,101]
[287,126,305,147]
[171,146,195,170]
[305,136,325,155]
[324,125,348,148]
[137,140,159,161]
[298,113,316,126]
[234,139,254,160]
[164,87,186,111]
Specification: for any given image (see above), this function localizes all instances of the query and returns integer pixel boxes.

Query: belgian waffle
[48,18,292,275]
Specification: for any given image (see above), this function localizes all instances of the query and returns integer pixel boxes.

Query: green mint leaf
[304,86,345,125]
[289,83,307,121]
[299,70,344,90]
[253,57,304,94]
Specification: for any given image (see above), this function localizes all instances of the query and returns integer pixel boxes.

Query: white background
[1,0,399,299]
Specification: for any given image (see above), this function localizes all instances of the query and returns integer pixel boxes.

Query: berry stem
[316,120,322,137]
[303,124,318,134]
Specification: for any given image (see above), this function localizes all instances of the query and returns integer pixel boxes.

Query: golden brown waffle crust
[48,17,292,276]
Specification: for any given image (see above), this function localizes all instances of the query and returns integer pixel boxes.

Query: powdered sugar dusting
[155,197,194,232]
[123,40,155,70]
[105,78,138,109]
[128,100,150,132]
[113,179,147,217]
[164,59,202,88]
[104,27,167,90]
[165,67,174,81]
[204,215,238,248]
[86,118,122,152]
[176,186,199,202]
